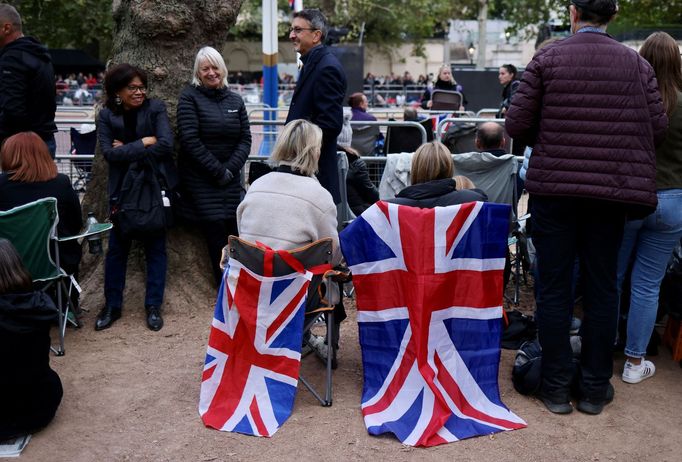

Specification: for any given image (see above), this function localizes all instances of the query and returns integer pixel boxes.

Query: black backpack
[512,339,542,395]
[113,158,170,239]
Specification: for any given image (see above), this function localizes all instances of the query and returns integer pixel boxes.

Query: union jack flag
[339,201,526,447]
[199,257,313,437]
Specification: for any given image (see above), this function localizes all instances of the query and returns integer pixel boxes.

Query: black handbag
[113,157,170,238]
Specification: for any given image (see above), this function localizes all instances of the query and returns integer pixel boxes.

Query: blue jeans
[617,189,682,358]
[104,229,167,309]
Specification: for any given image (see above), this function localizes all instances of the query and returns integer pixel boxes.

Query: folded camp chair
[452,152,528,305]
[223,236,341,406]
[350,124,381,156]
[430,90,463,111]
[70,127,97,192]
[0,197,112,355]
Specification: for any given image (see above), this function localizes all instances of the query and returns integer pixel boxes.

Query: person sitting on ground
[237,119,344,366]
[0,239,63,441]
[337,115,379,216]
[475,121,507,157]
[348,92,376,122]
[389,141,487,207]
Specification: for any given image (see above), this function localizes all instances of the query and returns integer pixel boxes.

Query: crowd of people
[1,0,681,445]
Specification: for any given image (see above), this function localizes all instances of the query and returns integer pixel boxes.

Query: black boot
[145,305,163,331]
[95,306,121,331]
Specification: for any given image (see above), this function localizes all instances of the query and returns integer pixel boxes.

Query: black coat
[346,154,379,216]
[177,85,251,222]
[286,45,347,204]
[0,173,83,272]
[97,98,178,205]
[0,37,57,143]
[389,178,488,208]
[0,292,63,439]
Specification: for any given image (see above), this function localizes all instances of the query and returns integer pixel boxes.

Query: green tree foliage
[12,0,114,59]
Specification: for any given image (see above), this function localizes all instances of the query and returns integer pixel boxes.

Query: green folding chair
[0,197,113,355]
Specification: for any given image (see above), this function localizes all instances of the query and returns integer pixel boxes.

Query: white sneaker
[308,334,328,359]
[622,359,656,384]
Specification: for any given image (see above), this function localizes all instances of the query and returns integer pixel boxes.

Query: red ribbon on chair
[255,241,331,277]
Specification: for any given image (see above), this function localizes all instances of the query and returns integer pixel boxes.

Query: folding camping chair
[70,126,97,192]
[224,236,343,406]
[452,152,529,305]
[350,124,381,156]
[385,119,433,154]
[0,197,112,355]
[430,90,463,111]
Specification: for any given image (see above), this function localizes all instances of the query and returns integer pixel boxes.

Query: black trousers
[199,218,238,286]
[530,195,626,402]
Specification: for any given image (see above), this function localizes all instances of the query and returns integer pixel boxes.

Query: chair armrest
[57,222,113,242]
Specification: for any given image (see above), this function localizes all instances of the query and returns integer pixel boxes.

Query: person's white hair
[191,46,229,88]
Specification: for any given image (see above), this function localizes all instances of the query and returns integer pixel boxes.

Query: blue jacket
[97,98,178,203]
[286,45,347,203]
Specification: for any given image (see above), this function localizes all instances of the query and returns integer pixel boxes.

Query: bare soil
[18,248,682,462]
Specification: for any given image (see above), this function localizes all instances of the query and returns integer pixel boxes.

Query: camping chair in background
[430,90,463,111]
[350,124,381,156]
[70,126,97,192]
[385,124,423,154]
[0,197,112,355]
[452,152,528,305]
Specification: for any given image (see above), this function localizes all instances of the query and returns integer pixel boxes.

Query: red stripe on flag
[362,343,416,416]
[266,281,308,342]
[249,396,270,436]
[354,269,504,312]
[202,364,217,382]
[434,353,526,430]
[445,202,475,253]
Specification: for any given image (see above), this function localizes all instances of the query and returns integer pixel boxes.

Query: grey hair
[293,8,328,42]
[191,46,228,88]
[0,4,22,31]
[269,120,322,177]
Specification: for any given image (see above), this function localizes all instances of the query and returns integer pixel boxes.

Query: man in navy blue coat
[285,9,347,204]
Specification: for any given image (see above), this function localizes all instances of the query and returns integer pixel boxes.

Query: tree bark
[80,0,245,312]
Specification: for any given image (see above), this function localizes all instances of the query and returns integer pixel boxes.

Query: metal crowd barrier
[55,154,94,193]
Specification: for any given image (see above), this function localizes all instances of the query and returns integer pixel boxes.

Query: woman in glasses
[96,63,177,332]
[177,46,251,285]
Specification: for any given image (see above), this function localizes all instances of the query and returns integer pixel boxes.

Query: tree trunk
[477,0,488,70]
[80,0,245,315]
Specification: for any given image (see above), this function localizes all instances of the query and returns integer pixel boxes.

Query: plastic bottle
[86,212,103,255]
[161,190,170,207]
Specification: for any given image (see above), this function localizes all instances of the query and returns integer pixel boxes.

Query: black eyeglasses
[126,85,146,93]
[289,27,317,35]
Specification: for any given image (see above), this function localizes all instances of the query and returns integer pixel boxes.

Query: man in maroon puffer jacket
[506,0,668,416]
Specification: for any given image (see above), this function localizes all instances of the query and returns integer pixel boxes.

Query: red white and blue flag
[339,201,526,447]
[199,257,313,437]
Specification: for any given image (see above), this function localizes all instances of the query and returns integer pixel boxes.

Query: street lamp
[467,42,475,65]
[505,30,511,44]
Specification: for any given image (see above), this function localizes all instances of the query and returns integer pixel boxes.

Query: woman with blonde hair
[237,119,340,264]
[617,31,682,384]
[389,141,486,207]
[421,64,467,110]
[237,119,343,366]
[177,46,251,285]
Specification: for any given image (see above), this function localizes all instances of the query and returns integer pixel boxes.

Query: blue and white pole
[260,0,279,155]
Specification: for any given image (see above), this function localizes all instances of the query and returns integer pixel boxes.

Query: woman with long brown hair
[617,31,682,384]
[0,238,63,440]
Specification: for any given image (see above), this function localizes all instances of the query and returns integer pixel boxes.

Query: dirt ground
[18,250,682,462]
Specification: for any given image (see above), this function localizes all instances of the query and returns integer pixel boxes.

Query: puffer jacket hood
[0,291,58,334]
[0,36,51,61]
